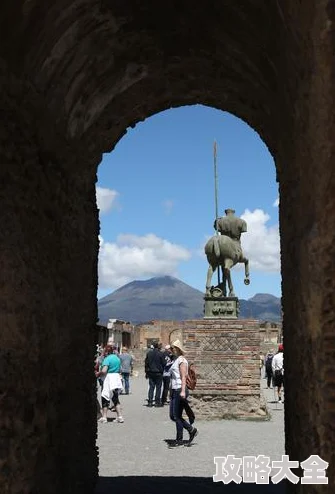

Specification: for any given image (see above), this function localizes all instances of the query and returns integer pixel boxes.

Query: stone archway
[0,2,334,494]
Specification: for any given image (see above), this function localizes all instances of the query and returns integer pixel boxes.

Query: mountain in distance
[98,276,204,325]
[239,293,282,321]
[98,276,281,325]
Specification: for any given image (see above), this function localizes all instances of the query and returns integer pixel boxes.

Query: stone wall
[0,1,334,493]
[0,64,98,494]
[259,326,282,355]
[134,320,182,349]
[183,320,265,420]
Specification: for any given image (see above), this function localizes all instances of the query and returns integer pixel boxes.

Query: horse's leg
[242,257,250,285]
[221,269,227,297]
[226,269,235,297]
[223,259,235,297]
[206,264,215,295]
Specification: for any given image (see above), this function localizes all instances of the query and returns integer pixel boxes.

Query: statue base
[204,296,239,319]
[183,318,268,420]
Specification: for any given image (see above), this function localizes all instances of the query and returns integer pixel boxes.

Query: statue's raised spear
[213,140,221,286]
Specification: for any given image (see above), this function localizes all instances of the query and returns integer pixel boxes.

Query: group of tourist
[144,340,198,446]
[94,337,198,446]
[95,339,283,446]
[95,343,134,423]
[261,344,285,402]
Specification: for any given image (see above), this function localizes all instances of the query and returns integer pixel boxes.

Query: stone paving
[95,371,286,493]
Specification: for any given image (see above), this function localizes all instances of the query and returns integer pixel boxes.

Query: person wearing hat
[169,339,198,446]
[272,344,284,402]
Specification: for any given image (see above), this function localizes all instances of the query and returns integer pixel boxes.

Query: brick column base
[183,319,267,420]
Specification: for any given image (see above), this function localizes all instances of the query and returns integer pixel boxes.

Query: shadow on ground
[96,476,287,493]
[163,438,194,448]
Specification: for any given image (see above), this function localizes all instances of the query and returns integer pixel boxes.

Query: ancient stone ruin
[0,2,334,494]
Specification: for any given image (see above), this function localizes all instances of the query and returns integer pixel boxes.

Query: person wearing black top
[161,344,175,405]
[145,342,166,407]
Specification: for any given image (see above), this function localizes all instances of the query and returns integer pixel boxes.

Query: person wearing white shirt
[169,339,198,446]
[272,344,284,402]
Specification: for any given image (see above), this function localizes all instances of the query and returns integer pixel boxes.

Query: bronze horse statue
[205,234,250,297]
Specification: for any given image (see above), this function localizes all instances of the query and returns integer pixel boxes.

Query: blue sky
[97,105,281,300]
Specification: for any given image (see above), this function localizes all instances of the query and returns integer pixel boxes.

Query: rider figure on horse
[205,208,249,297]
[214,208,247,247]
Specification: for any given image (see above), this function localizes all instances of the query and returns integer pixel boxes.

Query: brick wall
[135,320,182,348]
[182,319,266,419]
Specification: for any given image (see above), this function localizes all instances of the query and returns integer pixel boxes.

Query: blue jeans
[122,372,130,394]
[170,388,192,440]
[162,376,171,403]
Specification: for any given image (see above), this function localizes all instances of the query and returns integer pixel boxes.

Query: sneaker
[188,427,198,444]
[117,416,124,423]
[170,439,184,447]
[98,417,107,423]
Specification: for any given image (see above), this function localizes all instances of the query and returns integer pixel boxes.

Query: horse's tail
[213,236,220,257]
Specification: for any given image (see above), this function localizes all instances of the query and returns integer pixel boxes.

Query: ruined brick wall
[259,328,281,354]
[182,320,264,419]
[135,320,182,348]
[159,321,183,346]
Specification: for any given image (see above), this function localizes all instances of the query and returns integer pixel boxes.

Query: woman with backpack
[265,349,275,389]
[168,339,198,447]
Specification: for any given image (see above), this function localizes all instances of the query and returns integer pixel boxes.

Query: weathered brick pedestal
[182,319,266,420]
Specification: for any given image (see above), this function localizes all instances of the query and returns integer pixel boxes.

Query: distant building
[259,320,282,351]
[106,319,134,349]
[134,318,282,351]
[96,323,108,346]
[133,320,183,349]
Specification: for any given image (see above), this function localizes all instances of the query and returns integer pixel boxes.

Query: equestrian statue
[205,208,250,297]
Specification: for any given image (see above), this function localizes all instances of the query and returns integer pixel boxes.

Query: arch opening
[95,105,284,483]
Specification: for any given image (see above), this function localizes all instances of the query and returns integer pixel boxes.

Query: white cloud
[96,186,119,213]
[162,199,175,215]
[241,209,280,272]
[98,233,191,289]
[273,197,279,207]
[194,234,212,258]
